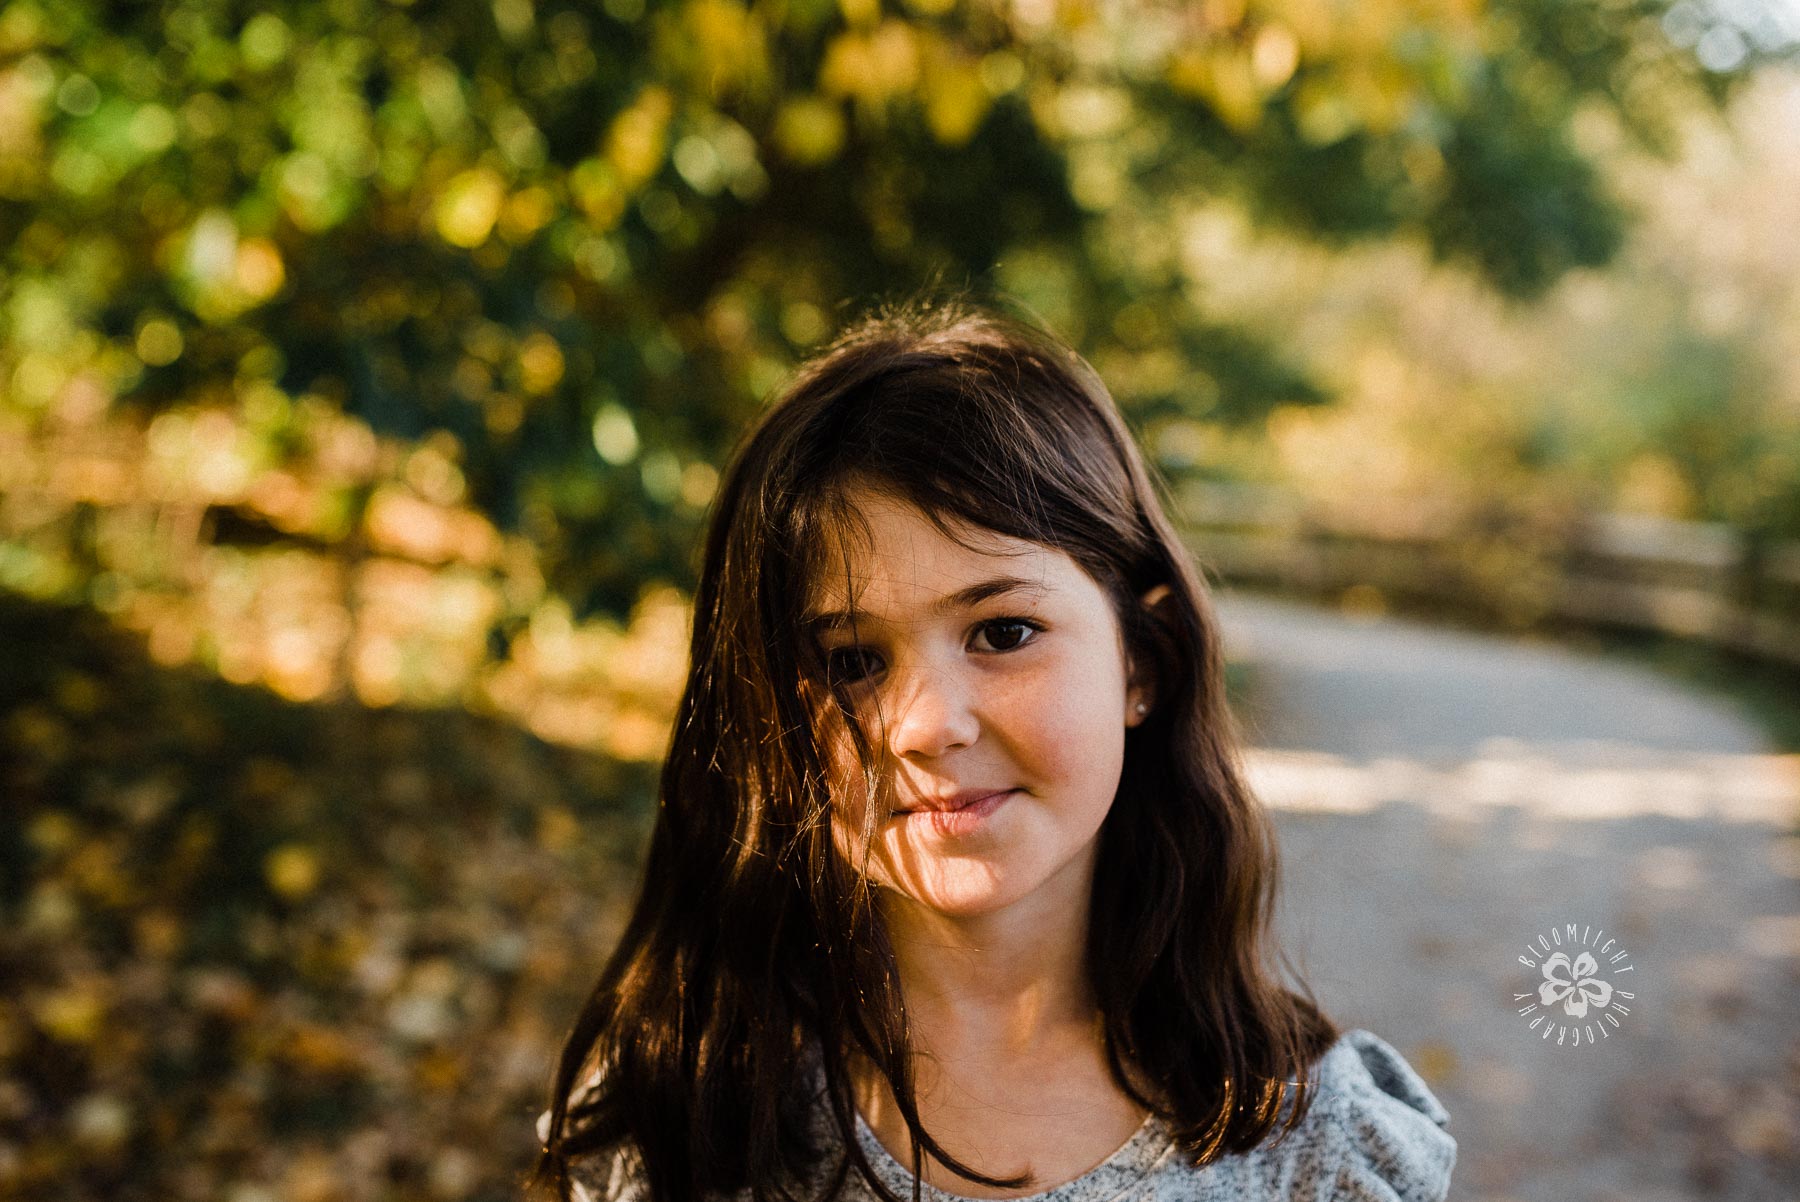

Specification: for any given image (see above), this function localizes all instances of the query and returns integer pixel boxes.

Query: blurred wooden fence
[1175,481,1800,672]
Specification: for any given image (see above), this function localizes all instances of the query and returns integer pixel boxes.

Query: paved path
[1212,589,1800,1202]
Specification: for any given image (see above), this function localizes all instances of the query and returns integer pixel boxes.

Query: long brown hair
[526,295,1340,1202]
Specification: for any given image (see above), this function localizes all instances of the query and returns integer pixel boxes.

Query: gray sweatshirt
[551,1027,1456,1202]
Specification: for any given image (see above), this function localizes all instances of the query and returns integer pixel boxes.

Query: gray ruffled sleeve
[1313,1029,1457,1202]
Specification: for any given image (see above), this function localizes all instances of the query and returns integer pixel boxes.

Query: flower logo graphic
[1537,951,1613,1018]
[1513,922,1636,1047]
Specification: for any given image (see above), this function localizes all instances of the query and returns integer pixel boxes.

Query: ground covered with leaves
[1,589,657,1202]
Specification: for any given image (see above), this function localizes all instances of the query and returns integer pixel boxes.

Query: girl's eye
[825,647,881,688]
[823,617,1044,688]
[973,618,1040,653]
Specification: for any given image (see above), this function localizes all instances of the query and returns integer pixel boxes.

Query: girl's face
[807,489,1153,923]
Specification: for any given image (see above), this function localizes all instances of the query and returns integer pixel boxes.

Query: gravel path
[1213,589,1800,1202]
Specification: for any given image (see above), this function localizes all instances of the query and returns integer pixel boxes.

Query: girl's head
[770,311,1194,925]
[534,295,1337,1202]
[700,297,1217,915]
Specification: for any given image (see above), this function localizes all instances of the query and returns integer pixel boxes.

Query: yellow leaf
[922,47,990,146]
[1352,61,1415,135]
[569,158,627,230]
[265,842,321,900]
[1292,77,1360,144]
[27,810,79,854]
[235,237,286,301]
[1251,24,1300,89]
[819,32,874,99]
[1268,0,1337,58]
[500,185,556,242]
[518,332,565,395]
[869,21,921,97]
[69,837,133,907]
[1408,1040,1459,1086]
[537,806,579,852]
[434,167,505,248]
[136,317,183,366]
[839,0,879,26]
[33,984,106,1044]
[134,910,184,959]
[820,22,919,103]
[1208,48,1264,132]
[285,1022,363,1073]
[606,85,674,190]
[774,96,847,165]
[1203,0,1247,30]
[685,0,768,96]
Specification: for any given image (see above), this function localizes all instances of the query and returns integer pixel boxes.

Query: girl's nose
[882,664,979,760]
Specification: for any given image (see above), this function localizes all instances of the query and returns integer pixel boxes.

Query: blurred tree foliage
[0,0,1749,623]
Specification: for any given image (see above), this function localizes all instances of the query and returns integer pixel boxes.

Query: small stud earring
[1134,702,1147,715]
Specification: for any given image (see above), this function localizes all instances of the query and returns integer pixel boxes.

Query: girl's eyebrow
[804,575,1048,633]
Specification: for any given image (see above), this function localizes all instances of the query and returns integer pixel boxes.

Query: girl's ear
[1125,583,1174,726]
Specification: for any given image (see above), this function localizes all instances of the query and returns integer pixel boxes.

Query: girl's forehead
[804,493,1071,614]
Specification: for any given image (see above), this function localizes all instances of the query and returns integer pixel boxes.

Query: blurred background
[2,1,1798,1199]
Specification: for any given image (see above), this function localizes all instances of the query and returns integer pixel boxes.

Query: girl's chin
[875,879,1024,922]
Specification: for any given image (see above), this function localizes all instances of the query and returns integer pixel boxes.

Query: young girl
[528,299,1456,1202]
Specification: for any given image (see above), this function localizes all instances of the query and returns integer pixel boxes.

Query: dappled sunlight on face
[805,490,1142,923]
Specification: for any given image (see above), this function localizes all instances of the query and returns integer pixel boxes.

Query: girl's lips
[895,789,1016,836]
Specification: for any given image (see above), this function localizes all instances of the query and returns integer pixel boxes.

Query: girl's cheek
[826,800,896,889]
[829,787,872,831]
[820,739,888,836]
[1023,693,1124,795]
[826,810,860,868]
[1020,690,1089,757]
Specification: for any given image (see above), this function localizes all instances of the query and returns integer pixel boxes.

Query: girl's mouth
[893,789,1016,836]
